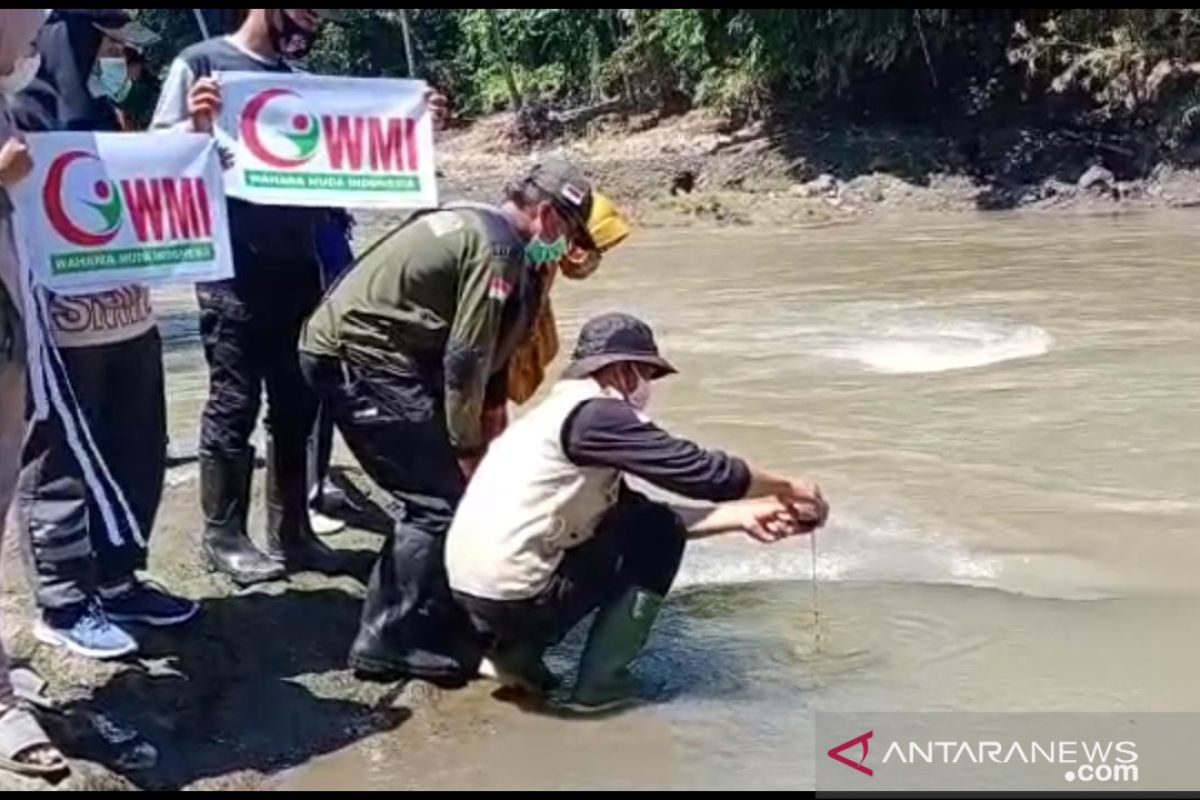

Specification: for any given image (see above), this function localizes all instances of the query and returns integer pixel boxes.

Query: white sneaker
[309,510,346,535]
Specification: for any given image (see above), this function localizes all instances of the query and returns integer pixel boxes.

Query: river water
[270,211,1200,790]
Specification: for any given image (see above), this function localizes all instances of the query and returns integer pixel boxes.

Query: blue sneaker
[33,604,138,660]
[100,579,200,628]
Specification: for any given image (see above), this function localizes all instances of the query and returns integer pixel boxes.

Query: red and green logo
[239,86,424,194]
[42,149,216,276]
[241,88,320,168]
[44,151,123,247]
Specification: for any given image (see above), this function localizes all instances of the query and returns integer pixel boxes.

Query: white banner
[216,72,438,209]
[13,131,233,293]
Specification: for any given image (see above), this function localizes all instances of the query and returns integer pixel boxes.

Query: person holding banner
[0,8,70,778]
[150,10,359,585]
[12,9,198,662]
[299,158,618,683]
[151,9,449,586]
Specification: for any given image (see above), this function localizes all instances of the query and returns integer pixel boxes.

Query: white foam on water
[1090,496,1200,515]
[676,512,998,591]
[674,508,1117,601]
[662,306,1053,377]
[821,320,1054,374]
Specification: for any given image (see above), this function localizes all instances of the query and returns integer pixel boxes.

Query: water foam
[822,320,1053,374]
[675,512,999,591]
[674,509,1117,601]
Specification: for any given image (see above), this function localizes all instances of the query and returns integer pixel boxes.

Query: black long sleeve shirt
[562,398,750,501]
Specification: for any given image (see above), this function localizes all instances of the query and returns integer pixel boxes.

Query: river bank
[433,109,1200,227]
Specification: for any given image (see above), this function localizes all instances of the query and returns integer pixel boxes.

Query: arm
[564,398,751,501]
[150,58,198,132]
[444,252,515,457]
[565,398,828,523]
[744,467,828,525]
[673,497,817,542]
[480,370,510,444]
[150,58,226,143]
[0,136,32,189]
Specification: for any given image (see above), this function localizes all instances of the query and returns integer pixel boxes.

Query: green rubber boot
[564,588,664,714]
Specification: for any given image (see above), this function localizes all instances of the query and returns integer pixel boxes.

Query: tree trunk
[398,9,417,78]
[486,10,523,111]
[608,11,636,109]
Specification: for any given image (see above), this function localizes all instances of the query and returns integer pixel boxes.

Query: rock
[670,170,697,196]
[381,679,446,712]
[710,134,735,153]
[807,173,838,195]
[1078,164,1115,192]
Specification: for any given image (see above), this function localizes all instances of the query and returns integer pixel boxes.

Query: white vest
[446,378,625,600]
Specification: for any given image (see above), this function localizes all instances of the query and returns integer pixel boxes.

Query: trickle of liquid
[810,531,821,653]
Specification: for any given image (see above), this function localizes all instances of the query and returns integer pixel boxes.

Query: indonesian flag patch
[561,181,586,207]
[488,275,513,302]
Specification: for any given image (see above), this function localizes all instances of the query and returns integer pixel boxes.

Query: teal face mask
[88,57,131,103]
[524,235,568,267]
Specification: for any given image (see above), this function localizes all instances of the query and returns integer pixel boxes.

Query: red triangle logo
[827,730,874,776]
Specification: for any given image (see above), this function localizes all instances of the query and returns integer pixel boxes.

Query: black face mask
[269,10,317,59]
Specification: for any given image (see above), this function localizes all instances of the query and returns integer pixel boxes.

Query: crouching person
[445,313,829,712]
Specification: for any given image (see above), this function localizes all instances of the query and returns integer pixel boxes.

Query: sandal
[0,704,69,778]
[9,666,57,712]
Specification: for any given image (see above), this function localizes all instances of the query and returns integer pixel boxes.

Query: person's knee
[620,501,686,595]
[200,414,257,456]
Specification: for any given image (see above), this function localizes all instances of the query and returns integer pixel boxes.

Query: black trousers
[17,329,166,615]
[301,352,480,679]
[308,401,335,495]
[454,490,687,650]
[196,266,322,461]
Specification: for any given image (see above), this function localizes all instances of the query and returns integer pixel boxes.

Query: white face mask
[0,53,40,98]
[627,374,652,412]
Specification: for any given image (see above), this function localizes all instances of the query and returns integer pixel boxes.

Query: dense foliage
[126,9,1200,145]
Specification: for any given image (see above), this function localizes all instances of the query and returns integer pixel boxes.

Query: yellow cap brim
[587,191,631,252]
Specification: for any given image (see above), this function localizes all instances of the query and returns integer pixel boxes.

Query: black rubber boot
[200,449,286,586]
[311,478,361,518]
[348,526,481,685]
[265,436,352,576]
[480,642,560,694]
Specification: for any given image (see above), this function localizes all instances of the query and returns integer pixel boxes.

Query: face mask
[627,374,652,412]
[271,10,317,59]
[0,53,40,98]
[524,234,568,267]
[88,57,131,103]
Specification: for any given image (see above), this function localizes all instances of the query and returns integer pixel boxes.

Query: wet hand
[781,477,829,526]
[188,77,222,133]
[743,498,818,543]
[0,136,32,188]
